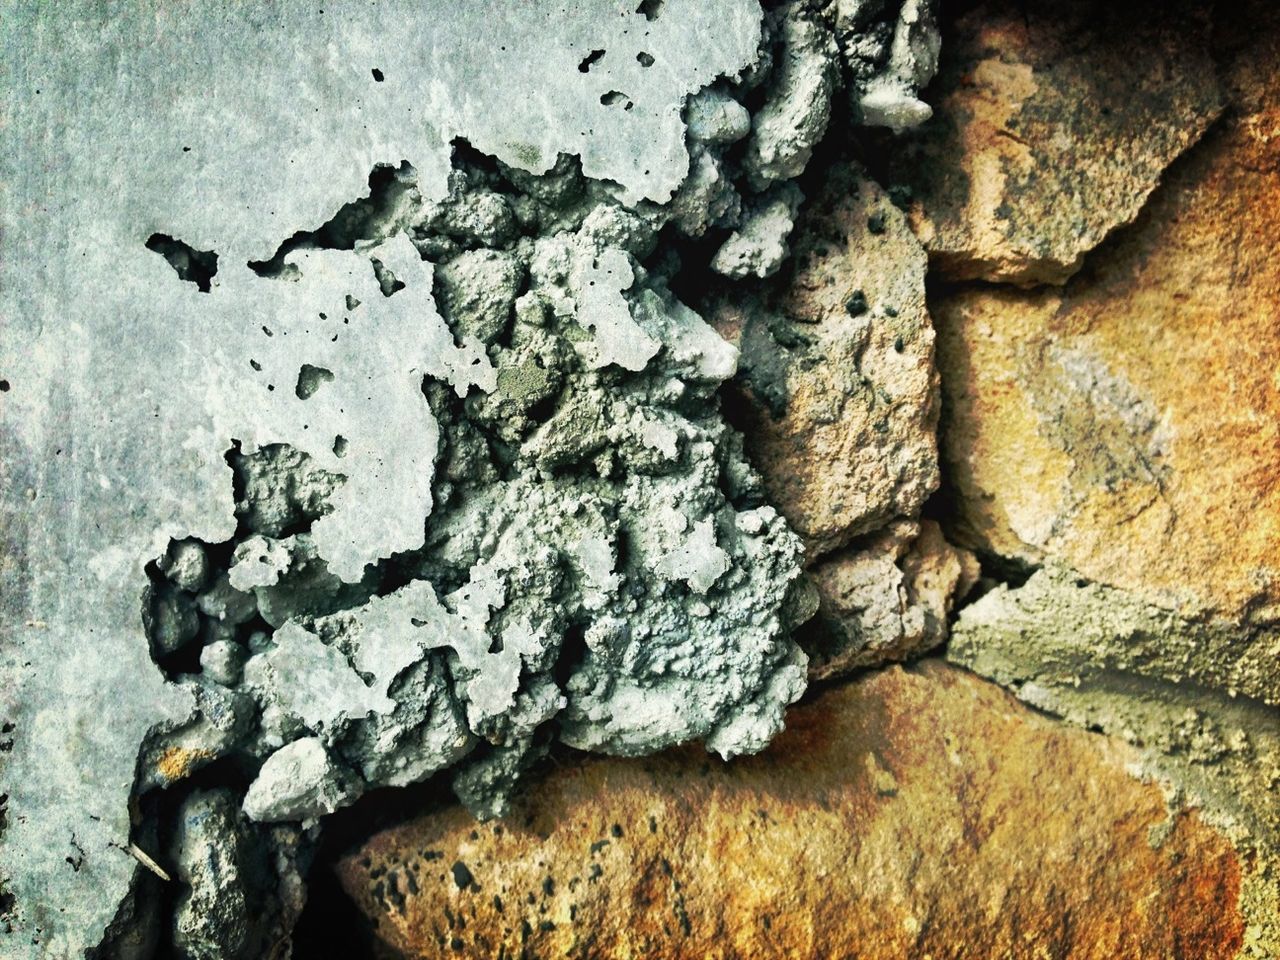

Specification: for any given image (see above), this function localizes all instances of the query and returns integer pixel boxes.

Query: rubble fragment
[802,519,978,680]
[708,163,939,560]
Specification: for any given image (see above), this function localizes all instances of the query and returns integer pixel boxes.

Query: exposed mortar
[0,2,941,956]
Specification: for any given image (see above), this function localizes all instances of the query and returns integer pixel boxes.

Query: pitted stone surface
[708,164,939,560]
[336,663,1249,960]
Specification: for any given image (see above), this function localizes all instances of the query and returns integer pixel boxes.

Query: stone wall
[1,1,1276,957]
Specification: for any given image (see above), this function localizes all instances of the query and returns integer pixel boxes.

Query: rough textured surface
[169,791,253,959]
[951,568,1280,956]
[840,0,940,131]
[933,4,1280,623]
[895,0,1224,285]
[956,567,1280,711]
[941,5,1280,954]
[336,662,1248,960]
[0,2,948,955]
[18,1,1276,957]
[0,3,773,954]
[801,519,978,681]
[710,183,803,279]
[708,163,939,560]
[740,2,839,189]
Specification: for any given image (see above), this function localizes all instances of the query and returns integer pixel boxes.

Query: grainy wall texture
[1,1,1275,958]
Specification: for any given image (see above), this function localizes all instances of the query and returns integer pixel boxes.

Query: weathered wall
[337,1,1280,956]
[2,0,1277,957]
[0,1,945,956]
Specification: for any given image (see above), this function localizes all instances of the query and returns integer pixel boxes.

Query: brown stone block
[935,2,1280,621]
[335,662,1246,959]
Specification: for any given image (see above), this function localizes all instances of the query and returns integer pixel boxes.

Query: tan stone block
[899,0,1223,285]
[802,518,979,679]
[936,6,1280,621]
[710,164,938,560]
[335,662,1248,960]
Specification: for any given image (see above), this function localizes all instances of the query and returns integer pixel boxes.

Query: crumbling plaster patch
[0,1,947,955]
[0,2,765,953]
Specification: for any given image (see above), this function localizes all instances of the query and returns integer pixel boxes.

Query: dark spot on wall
[145,234,218,292]
[451,861,474,890]
[635,0,664,21]
[295,364,335,400]
[845,290,868,316]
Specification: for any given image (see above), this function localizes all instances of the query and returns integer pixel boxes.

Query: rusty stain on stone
[155,746,215,784]
[335,662,1247,959]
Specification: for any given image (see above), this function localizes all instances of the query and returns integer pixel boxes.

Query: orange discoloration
[156,746,213,783]
[935,0,1280,622]
[334,663,1247,960]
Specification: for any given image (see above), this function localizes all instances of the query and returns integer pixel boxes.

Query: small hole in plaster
[295,364,335,400]
[370,257,405,297]
[145,234,218,292]
[578,49,605,73]
[635,0,664,21]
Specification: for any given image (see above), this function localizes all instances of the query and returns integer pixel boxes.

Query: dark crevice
[0,790,9,935]
[578,49,606,73]
[130,757,262,960]
[291,771,456,957]
[142,560,204,679]
[552,622,588,691]
[290,854,383,959]
[248,161,417,278]
[146,234,218,292]
[970,550,1038,593]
